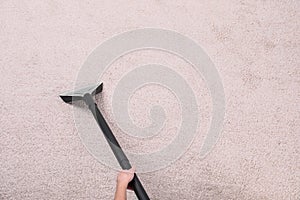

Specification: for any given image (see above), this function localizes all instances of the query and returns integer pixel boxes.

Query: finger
[129,166,136,173]
[120,167,135,174]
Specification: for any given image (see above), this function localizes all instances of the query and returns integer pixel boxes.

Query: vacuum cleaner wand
[60,83,150,200]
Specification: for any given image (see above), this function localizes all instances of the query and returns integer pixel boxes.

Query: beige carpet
[0,0,299,199]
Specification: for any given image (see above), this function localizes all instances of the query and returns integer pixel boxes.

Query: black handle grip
[129,174,150,200]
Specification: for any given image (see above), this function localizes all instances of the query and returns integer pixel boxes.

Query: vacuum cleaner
[60,83,150,200]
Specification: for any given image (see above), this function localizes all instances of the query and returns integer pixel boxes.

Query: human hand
[116,167,135,186]
[114,167,135,200]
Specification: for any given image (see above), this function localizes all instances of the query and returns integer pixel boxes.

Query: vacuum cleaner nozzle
[59,83,103,103]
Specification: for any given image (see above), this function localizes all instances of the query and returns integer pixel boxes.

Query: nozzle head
[60,83,103,103]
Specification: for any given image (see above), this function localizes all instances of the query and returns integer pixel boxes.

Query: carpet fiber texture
[0,0,299,199]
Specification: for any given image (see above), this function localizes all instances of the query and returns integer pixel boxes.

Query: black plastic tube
[83,93,150,200]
